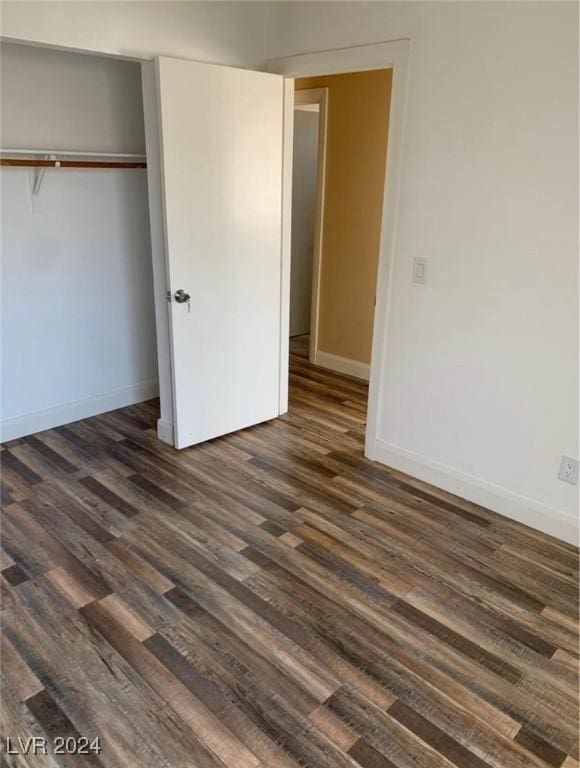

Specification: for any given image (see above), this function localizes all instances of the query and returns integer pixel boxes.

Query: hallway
[1,336,578,767]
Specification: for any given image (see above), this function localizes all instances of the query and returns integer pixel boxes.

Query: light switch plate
[413,257,427,284]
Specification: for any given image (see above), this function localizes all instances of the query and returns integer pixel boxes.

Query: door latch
[169,289,191,312]
[174,289,191,304]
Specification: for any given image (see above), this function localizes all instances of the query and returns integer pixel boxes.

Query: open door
[154,57,286,449]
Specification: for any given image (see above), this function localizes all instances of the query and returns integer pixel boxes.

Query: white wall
[0,42,145,153]
[290,108,318,337]
[0,1,267,68]
[1,43,157,440]
[267,2,579,543]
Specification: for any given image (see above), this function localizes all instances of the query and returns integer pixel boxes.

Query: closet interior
[0,42,159,443]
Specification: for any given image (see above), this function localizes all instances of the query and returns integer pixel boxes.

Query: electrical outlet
[558,455,579,486]
[412,257,427,284]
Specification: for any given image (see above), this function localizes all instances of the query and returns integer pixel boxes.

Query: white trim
[294,87,326,106]
[279,78,294,416]
[268,40,411,459]
[314,351,370,381]
[0,379,159,443]
[295,103,319,113]
[156,418,174,445]
[293,87,328,369]
[372,439,579,547]
[141,61,174,435]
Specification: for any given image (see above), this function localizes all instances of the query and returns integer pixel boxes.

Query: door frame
[268,39,411,460]
[293,87,328,366]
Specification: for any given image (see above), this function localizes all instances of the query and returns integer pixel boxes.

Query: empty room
[0,2,578,767]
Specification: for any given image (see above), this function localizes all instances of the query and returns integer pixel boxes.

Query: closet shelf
[0,148,147,169]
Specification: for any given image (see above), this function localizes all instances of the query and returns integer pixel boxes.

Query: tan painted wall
[295,69,392,365]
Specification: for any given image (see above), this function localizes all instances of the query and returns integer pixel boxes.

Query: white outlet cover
[412,257,427,284]
[558,455,579,486]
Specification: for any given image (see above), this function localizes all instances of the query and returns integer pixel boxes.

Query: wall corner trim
[370,438,579,546]
[157,418,174,446]
[0,379,159,443]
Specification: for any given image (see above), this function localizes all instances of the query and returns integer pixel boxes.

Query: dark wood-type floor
[1,335,579,767]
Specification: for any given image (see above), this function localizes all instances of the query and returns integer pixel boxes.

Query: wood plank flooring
[1,334,578,767]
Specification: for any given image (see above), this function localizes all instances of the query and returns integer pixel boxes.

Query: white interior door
[156,57,285,449]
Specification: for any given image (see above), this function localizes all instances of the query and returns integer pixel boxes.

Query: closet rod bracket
[32,155,60,196]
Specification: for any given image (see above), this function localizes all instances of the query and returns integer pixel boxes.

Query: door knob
[174,289,191,304]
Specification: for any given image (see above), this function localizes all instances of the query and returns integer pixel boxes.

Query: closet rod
[0,148,146,159]
[0,159,146,169]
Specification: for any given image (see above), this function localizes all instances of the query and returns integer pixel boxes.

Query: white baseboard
[157,418,174,446]
[314,351,370,381]
[369,438,579,546]
[1,379,159,443]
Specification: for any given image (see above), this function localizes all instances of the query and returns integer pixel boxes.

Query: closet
[2,45,288,450]
[0,42,158,442]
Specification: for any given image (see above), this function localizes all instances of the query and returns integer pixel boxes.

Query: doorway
[288,68,393,414]
[141,42,409,457]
